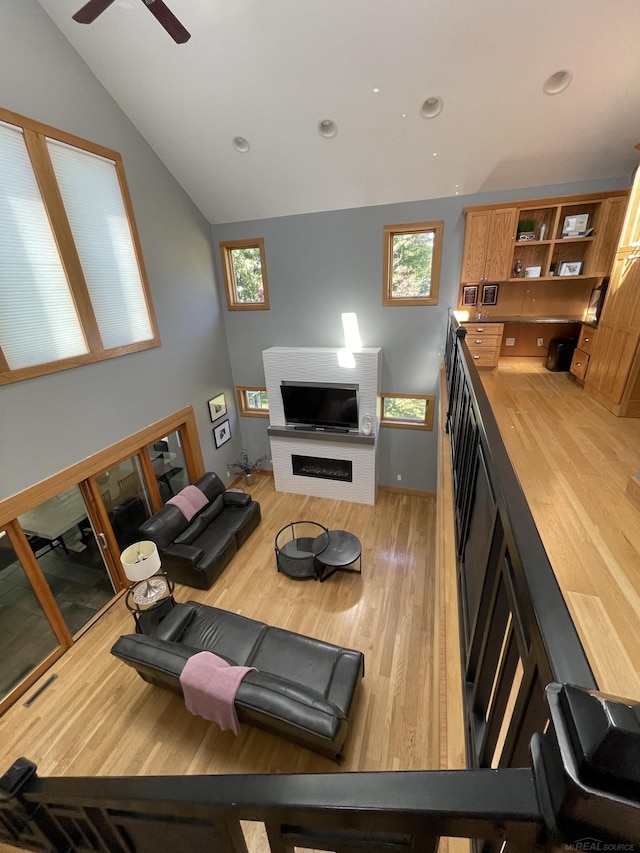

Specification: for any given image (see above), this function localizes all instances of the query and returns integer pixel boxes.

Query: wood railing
[444,311,597,769]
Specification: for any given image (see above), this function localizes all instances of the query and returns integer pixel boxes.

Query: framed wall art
[208,393,227,422]
[462,285,478,306]
[481,284,498,305]
[213,419,231,448]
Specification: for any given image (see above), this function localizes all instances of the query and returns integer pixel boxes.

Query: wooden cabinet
[462,322,504,369]
[585,153,640,417]
[569,325,596,383]
[460,208,516,283]
[458,190,629,317]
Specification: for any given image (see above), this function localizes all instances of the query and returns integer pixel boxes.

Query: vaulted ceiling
[36,0,640,224]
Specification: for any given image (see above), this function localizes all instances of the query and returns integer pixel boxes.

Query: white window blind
[46,138,153,349]
[0,121,88,369]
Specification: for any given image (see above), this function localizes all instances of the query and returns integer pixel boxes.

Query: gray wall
[0,1,629,501]
[213,175,627,492]
[0,0,241,500]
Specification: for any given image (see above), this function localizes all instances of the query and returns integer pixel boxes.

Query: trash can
[545,337,577,372]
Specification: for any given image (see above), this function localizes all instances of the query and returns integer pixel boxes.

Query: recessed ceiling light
[543,70,572,95]
[373,87,380,93]
[402,113,407,118]
[232,136,250,153]
[318,119,338,138]
[420,96,443,118]
[433,152,437,157]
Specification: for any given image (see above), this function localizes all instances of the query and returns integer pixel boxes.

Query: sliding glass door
[18,484,117,637]
[0,407,203,711]
[0,529,61,702]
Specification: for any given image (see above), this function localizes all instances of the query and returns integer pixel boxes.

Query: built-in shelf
[267,425,375,445]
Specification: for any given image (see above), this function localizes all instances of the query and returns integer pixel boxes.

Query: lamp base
[132,576,167,607]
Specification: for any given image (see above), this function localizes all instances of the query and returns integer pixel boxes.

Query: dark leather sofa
[138,472,261,589]
[111,600,364,760]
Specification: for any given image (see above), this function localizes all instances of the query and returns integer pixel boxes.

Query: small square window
[380,393,435,430]
[383,221,443,306]
[236,386,269,417]
[220,238,269,310]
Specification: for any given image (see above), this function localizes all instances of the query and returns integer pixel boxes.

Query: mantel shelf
[267,425,375,445]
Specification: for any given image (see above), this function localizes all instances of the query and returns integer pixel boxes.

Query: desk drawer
[468,347,500,368]
[466,334,502,348]
[577,326,595,355]
[570,348,590,382]
[463,323,504,336]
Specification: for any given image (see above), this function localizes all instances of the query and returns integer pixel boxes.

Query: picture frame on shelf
[562,214,589,237]
[208,393,227,422]
[462,285,478,306]
[525,266,542,278]
[213,419,231,448]
[481,284,498,306]
[558,261,583,277]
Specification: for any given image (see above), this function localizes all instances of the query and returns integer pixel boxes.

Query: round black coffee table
[312,530,362,583]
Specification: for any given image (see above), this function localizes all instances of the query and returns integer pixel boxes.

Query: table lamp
[120,540,166,605]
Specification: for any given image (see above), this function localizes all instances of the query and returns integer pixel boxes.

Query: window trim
[0,107,160,386]
[220,238,270,311]
[380,392,435,431]
[382,220,444,307]
[236,386,269,418]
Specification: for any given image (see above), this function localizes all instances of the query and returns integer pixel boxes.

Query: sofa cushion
[194,472,226,505]
[198,494,224,524]
[180,602,268,666]
[152,603,197,642]
[139,504,190,551]
[174,515,210,546]
[247,626,346,696]
[236,671,343,741]
[220,502,261,538]
[222,491,251,508]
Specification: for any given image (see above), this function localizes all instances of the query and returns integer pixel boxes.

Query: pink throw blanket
[179,652,256,735]
[167,485,209,521]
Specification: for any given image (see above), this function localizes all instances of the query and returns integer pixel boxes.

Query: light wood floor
[0,477,463,790]
[479,358,640,700]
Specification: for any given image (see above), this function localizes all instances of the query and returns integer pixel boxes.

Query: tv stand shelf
[267,425,375,445]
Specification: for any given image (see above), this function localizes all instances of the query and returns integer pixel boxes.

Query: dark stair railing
[444,311,598,770]
[3,312,639,851]
[2,683,639,851]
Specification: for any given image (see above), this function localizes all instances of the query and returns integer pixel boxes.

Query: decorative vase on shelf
[512,260,524,277]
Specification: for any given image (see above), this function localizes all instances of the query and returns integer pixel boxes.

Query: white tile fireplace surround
[263,347,382,505]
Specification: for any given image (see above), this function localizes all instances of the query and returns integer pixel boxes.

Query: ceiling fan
[73,0,191,43]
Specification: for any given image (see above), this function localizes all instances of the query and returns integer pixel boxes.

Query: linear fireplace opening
[292,454,353,483]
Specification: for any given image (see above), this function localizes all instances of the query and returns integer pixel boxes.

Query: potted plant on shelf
[229,449,268,485]
[517,219,537,242]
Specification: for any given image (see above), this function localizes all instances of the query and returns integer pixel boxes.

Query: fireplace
[292,454,353,483]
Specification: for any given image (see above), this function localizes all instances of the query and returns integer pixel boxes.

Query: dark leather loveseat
[111,601,364,760]
[138,472,260,589]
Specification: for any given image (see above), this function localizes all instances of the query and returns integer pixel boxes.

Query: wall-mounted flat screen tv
[280,382,359,430]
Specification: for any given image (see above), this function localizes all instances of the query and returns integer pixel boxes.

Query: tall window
[382,221,444,306]
[0,108,159,385]
[220,238,270,310]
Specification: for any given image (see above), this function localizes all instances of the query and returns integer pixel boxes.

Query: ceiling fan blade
[73,0,119,25]
[142,0,191,43]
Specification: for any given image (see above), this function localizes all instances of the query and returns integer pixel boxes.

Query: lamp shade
[120,540,161,583]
